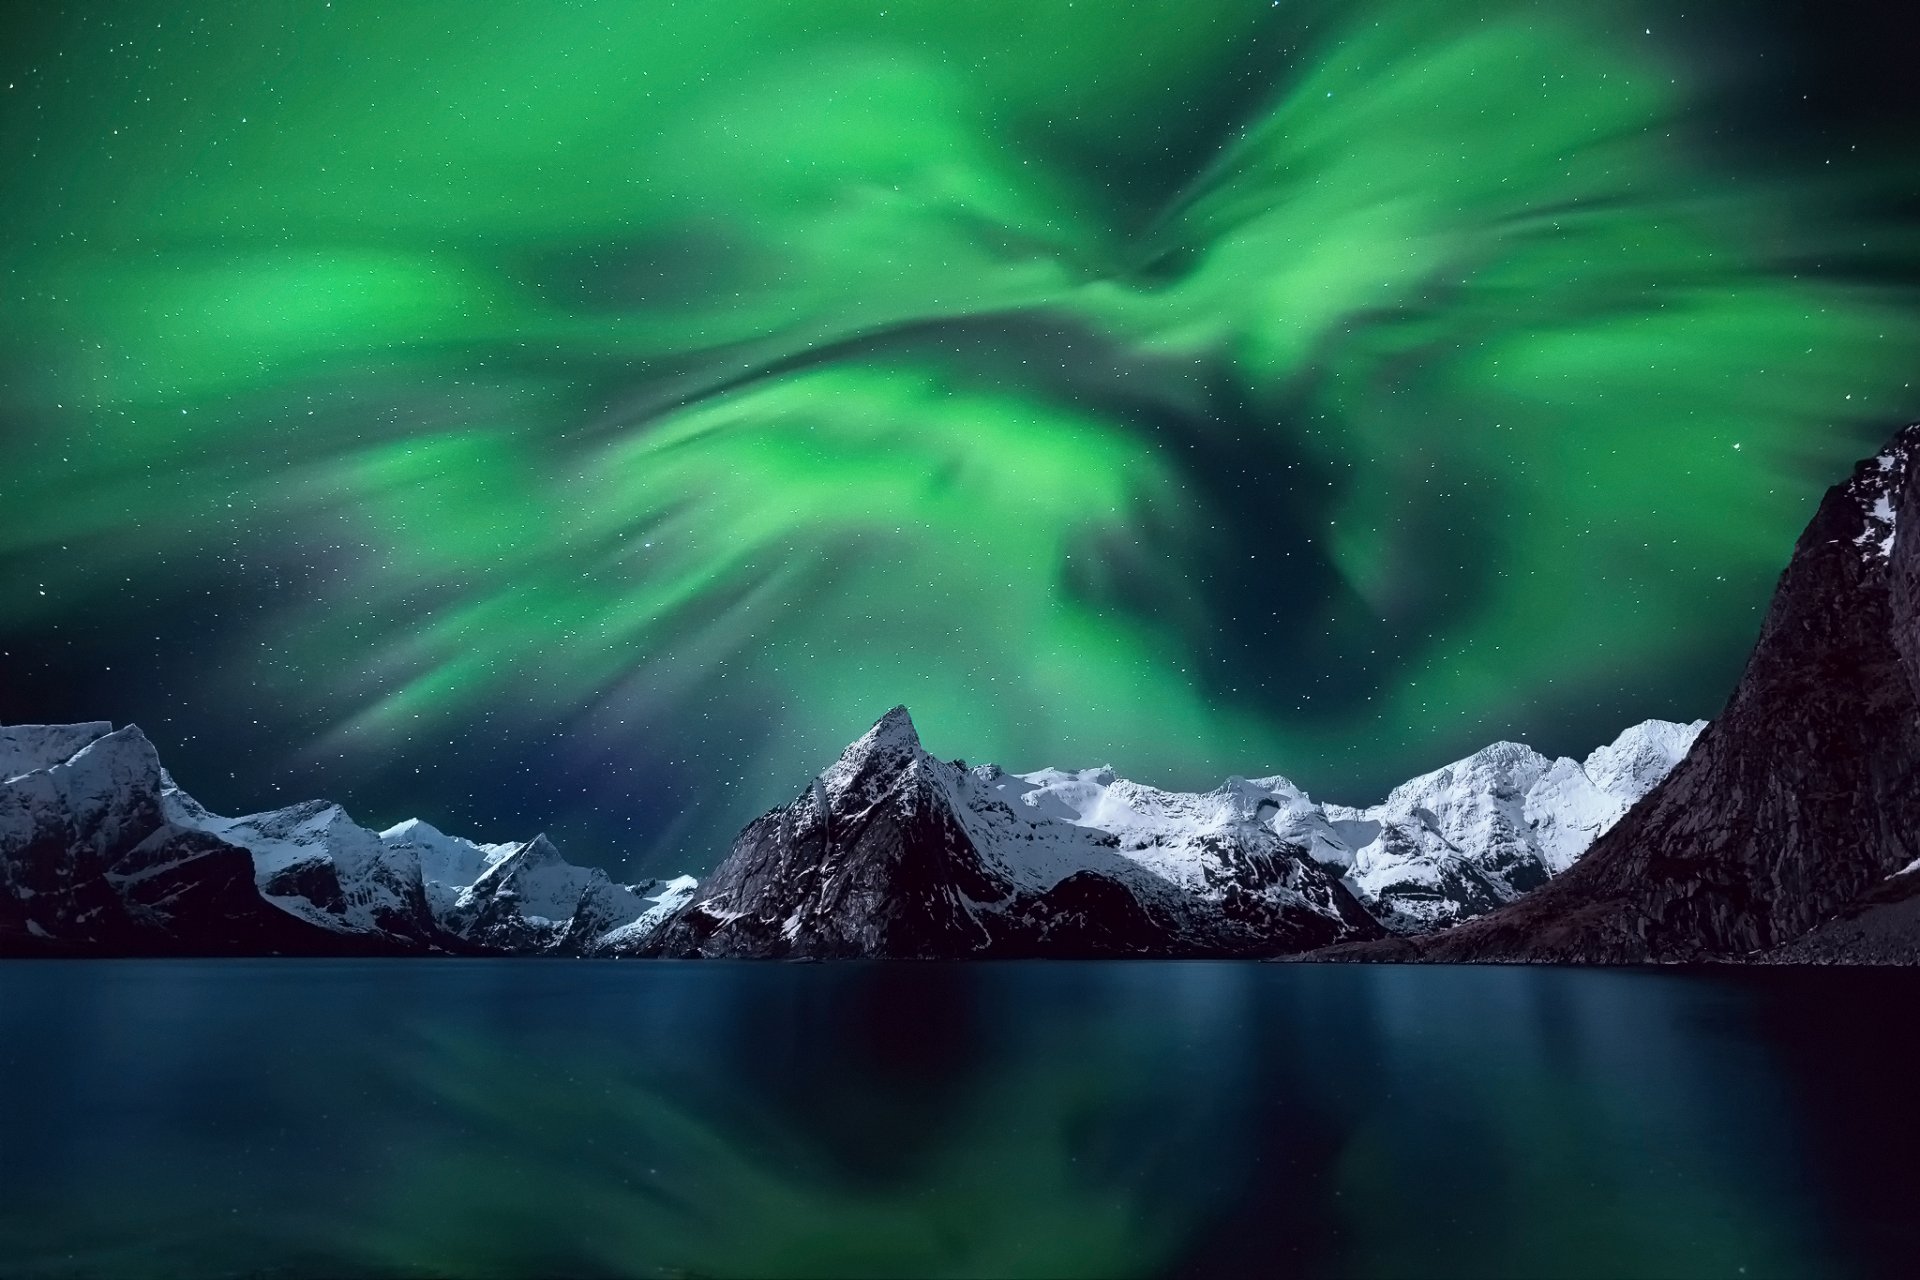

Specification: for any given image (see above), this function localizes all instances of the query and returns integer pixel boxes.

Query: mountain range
[0,722,693,957]
[0,706,1692,957]
[634,709,1698,958]
[6,422,1917,962]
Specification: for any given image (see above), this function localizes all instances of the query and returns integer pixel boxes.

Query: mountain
[0,723,371,955]
[1342,423,1920,963]
[444,833,696,954]
[637,707,1380,958]
[636,707,1696,958]
[2,708,1694,959]
[0,722,693,957]
[161,785,449,948]
[1321,720,1702,932]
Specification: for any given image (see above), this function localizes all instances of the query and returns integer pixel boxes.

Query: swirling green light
[1,0,1916,862]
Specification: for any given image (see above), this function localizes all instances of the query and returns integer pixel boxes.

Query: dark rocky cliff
[1372,426,1920,963]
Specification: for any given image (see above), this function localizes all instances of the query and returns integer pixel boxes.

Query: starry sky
[3,0,1918,876]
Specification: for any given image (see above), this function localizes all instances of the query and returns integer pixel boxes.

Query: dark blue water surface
[1,961,1916,1279]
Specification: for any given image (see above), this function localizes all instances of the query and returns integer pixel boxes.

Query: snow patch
[1848,433,1915,560]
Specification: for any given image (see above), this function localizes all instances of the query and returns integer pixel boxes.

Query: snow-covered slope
[1,721,694,956]
[645,706,1697,955]
[164,789,445,945]
[645,707,1383,958]
[596,876,699,952]
[379,818,516,914]
[1323,720,1706,932]
[644,708,1698,957]
[4,707,1699,958]
[1386,423,1920,963]
[967,718,1700,938]
[0,724,348,954]
[442,834,677,953]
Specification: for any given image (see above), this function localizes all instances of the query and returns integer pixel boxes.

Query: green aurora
[3,0,1918,869]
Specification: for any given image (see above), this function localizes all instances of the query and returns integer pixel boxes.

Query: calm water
[1,961,1916,1280]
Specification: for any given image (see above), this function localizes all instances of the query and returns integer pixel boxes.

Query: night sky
[3,1,1918,877]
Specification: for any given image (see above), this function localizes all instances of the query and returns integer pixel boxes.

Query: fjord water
[1,963,1914,1279]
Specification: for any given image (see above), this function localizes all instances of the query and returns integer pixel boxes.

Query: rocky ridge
[0,721,694,957]
[637,708,1698,958]
[1325,424,1920,964]
[2,704,1696,958]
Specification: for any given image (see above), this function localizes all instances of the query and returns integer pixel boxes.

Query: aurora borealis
[4,1,1919,873]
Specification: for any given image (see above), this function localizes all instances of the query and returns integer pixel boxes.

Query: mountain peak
[820,706,927,793]
[1409,422,1920,961]
[501,833,562,867]
[1844,422,1919,560]
[1582,718,1706,797]
[867,705,919,747]
[379,817,446,844]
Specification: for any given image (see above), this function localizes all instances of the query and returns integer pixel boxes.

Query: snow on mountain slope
[922,718,1701,938]
[168,794,443,943]
[0,722,116,783]
[2,720,693,955]
[1848,431,1914,559]
[646,706,1704,956]
[649,707,1378,958]
[595,876,699,953]
[443,834,667,952]
[1378,424,1920,963]
[1325,720,1705,932]
[379,818,516,914]
[976,766,1321,890]
[5,708,1698,957]
[0,725,357,954]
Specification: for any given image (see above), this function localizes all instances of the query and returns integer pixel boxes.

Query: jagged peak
[504,833,562,865]
[1582,717,1707,798]
[862,705,920,750]
[464,834,566,895]
[1844,423,1920,560]
[227,797,357,835]
[819,705,929,794]
[61,723,163,777]
[1375,739,1550,812]
[1587,717,1707,756]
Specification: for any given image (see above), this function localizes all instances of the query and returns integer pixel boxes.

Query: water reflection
[0,962,1904,1278]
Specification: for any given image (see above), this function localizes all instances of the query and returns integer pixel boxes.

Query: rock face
[1393,425,1920,963]
[639,707,1695,958]
[1761,868,1920,965]
[0,722,694,957]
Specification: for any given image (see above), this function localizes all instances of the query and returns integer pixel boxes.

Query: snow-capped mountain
[0,721,694,957]
[379,818,518,915]
[444,833,696,954]
[161,785,447,947]
[640,706,1375,958]
[638,706,1697,958]
[1322,721,1704,932]
[1,723,370,954]
[2,706,1702,959]
[1370,423,1920,963]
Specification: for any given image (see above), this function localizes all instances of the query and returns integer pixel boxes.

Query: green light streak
[2,0,1917,853]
